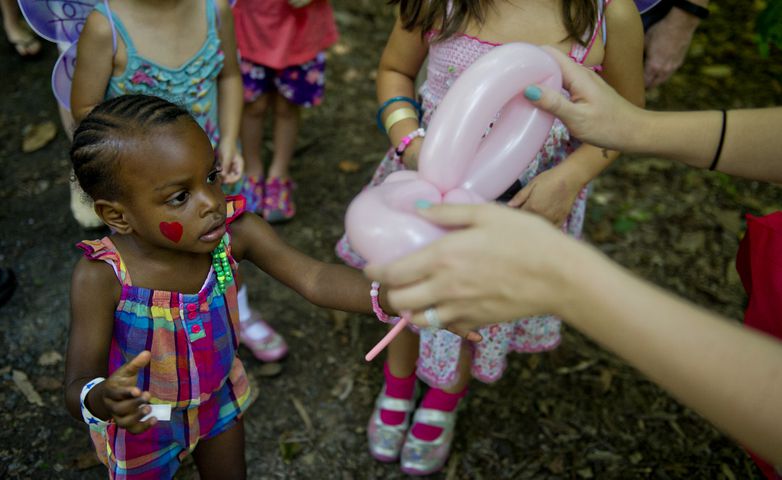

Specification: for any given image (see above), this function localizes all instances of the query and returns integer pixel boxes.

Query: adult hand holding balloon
[345,43,562,359]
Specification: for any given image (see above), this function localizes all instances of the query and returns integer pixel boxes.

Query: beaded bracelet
[376,96,422,133]
[80,377,108,427]
[394,128,426,158]
[384,108,419,134]
[370,281,390,323]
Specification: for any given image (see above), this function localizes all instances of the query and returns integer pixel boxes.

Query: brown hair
[389,0,599,46]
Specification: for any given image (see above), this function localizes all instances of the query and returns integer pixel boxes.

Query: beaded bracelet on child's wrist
[394,128,426,159]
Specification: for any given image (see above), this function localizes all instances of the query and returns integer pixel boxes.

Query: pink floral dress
[337,6,610,388]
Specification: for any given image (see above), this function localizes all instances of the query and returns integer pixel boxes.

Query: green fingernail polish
[415,199,433,209]
[524,85,542,101]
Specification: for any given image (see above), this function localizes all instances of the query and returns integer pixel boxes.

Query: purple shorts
[240,52,327,107]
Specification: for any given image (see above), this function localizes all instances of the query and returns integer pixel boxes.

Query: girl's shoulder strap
[225,195,247,226]
[76,237,131,286]
[207,0,220,32]
[569,0,610,67]
[92,0,119,55]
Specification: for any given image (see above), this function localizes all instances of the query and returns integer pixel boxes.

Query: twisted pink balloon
[346,43,562,359]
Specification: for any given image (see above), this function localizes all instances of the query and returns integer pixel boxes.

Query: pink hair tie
[394,128,426,158]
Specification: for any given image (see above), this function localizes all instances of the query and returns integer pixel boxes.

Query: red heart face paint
[159,222,183,243]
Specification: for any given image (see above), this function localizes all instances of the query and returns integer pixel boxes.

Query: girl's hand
[288,0,312,7]
[217,142,244,184]
[507,164,584,227]
[100,351,157,434]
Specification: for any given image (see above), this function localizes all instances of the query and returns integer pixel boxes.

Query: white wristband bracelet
[80,377,107,427]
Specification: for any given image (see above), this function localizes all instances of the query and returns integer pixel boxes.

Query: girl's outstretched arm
[229,213,386,314]
[71,12,115,123]
[215,0,244,184]
[509,0,644,225]
[376,16,428,169]
[65,258,157,433]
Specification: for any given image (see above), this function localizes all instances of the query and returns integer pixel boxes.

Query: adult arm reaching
[365,202,782,466]
[525,47,782,183]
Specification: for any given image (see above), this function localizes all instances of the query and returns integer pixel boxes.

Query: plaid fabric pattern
[76,196,250,479]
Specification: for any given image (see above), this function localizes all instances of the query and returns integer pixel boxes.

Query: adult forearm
[635,108,782,182]
[562,243,782,464]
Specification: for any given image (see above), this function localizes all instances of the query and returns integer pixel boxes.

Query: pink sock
[379,363,416,426]
[410,387,467,441]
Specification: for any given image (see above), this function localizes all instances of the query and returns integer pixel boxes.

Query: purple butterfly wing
[52,42,78,111]
[18,0,99,43]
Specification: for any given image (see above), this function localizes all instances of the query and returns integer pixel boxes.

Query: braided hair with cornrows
[71,94,193,201]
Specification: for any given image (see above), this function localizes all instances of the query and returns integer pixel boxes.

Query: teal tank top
[94,0,225,147]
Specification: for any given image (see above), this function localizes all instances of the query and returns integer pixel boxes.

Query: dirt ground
[1,1,782,479]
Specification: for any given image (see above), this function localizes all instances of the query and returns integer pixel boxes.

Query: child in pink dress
[336,0,645,475]
[232,0,338,222]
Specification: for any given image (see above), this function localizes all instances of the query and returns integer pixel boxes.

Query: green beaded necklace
[211,237,233,295]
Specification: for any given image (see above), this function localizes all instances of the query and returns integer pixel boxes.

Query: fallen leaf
[291,396,313,431]
[714,209,742,234]
[278,431,304,463]
[330,374,354,401]
[598,368,614,393]
[341,68,361,83]
[720,463,736,480]
[38,350,63,366]
[12,370,44,406]
[701,65,733,78]
[72,450,101,470]
[332,42,351,56]
[35,375,63,391]
[547,456,565,474]
[338,160,361,173]
[22,121,58,153]
[256,362,283,377]
[577,467,594,478]
[675,231,706,253]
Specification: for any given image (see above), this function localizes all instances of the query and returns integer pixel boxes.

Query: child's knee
[245,95,271,117]
[273,94,299,119]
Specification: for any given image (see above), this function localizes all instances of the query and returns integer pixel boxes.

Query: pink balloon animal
[346,43,562,265]
[347,43,562,361]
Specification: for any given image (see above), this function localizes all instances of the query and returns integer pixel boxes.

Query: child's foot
[239,310,288,362]
[400,387,465,476]
[262,177,295,223]
[368,364,417,462]
[4,21,41,58]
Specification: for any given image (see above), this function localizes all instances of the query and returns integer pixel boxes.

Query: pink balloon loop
[346,43,562,267]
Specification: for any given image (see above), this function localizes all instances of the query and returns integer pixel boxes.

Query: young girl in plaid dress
[64,95,390,480]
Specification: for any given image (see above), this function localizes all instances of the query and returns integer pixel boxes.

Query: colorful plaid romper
[76,198,251,480]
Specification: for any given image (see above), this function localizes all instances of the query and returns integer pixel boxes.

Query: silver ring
[424,307,442,329]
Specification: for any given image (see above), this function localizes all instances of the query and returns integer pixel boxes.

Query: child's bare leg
[240,94,271,178]
[386,326,419,377]
[268,93,300,179]
[409,344,470,443]
[445,344,472,394]
[192,418,246,480]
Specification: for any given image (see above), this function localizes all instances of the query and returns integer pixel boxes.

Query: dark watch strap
[673,0,710,19]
